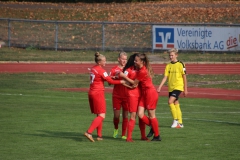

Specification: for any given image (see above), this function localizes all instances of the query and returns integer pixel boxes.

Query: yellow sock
[169,103,177,120]
[175,103,182,124]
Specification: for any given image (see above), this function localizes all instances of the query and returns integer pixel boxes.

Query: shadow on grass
[25,130,83,142]
[25,130,127,142]
[104,119,171,129]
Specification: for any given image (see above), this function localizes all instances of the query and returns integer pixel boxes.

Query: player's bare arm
[132,79,139,88]
[122,82,134,89]
[183,74,188,97]
[119,72,135,85]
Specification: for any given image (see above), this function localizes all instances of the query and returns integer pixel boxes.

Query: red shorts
[138,88,158,110]
[88,90,106,114]
[112,96,128,111]
[128,95,139,112]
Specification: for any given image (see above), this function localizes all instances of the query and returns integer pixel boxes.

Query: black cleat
[151,135,162,141]
[147,127,154,138]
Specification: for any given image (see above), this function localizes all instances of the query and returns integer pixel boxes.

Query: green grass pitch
[0,73,239,160]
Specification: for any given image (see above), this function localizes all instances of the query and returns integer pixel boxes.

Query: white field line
[156,115,240,125]
[92,89,240,98]
[0,92,112,100]
[184,118,240,125]
[156,112,240,115]
[0,93,238,107]
[1,93,239,125]
[145,89,236,95]
[0,92,88,100]
[158,90,240,97]
[190,92,240,97]
[158,103,239,109]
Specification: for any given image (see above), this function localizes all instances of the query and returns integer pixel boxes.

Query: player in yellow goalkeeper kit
[157,48,188,128]
[147,48,188,136]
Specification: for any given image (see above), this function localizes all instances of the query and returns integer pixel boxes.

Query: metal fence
[0,18,239,52]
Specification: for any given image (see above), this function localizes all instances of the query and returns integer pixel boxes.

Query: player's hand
[132,83,138,88]
[119,72,125,78]
[120,80,126,84]
[157,87,161,93]
[183,91,188,97]
[111,76,117,79]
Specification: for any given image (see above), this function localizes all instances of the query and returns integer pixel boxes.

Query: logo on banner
[155,28,174,49]
[226,36,238,49]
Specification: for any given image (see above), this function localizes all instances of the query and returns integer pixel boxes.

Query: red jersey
[109,65,127,98]
[136,66,155,90]
[89,65,121,91]
[124,66,140,97]
[136,66,158,110]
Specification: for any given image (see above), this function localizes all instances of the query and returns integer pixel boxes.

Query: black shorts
[169,90,182,100]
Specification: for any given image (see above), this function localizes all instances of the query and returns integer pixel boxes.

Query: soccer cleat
[176,123,184,128]
[147,127,154,138]
[121,136,127,140]
[171,120,179,128]
[151,135,162,141]
[84,132,95,142]
[126,139,134,142]
[113,129,118,138]
[97,137,103,141]
[141,137,150,142]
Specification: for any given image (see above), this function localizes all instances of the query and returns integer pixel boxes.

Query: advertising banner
[152,25,240,51]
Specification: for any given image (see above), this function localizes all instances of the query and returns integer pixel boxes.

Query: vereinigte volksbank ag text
[176,28,224,50]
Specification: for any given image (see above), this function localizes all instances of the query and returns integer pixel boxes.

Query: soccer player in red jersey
[120,53,161,141]
[121,53,141,142]
[109,52,129,140]
[84,52,126,142]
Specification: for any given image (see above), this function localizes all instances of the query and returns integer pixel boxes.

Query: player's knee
[137,112,144,118]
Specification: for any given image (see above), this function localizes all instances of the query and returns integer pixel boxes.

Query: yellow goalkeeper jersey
[164,61,186,92]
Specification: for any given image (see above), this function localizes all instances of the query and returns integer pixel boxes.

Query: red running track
[0,62,240,101]
[0,63,240,74]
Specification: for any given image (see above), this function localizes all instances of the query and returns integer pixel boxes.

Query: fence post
[8,19,11,48]
[55,22,58,51]
[151,24,154,54]
[102,22,105,52]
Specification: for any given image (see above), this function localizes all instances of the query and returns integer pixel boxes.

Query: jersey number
[90,73,95,84]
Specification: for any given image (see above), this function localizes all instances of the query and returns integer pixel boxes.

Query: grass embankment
[1,1,239,23]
